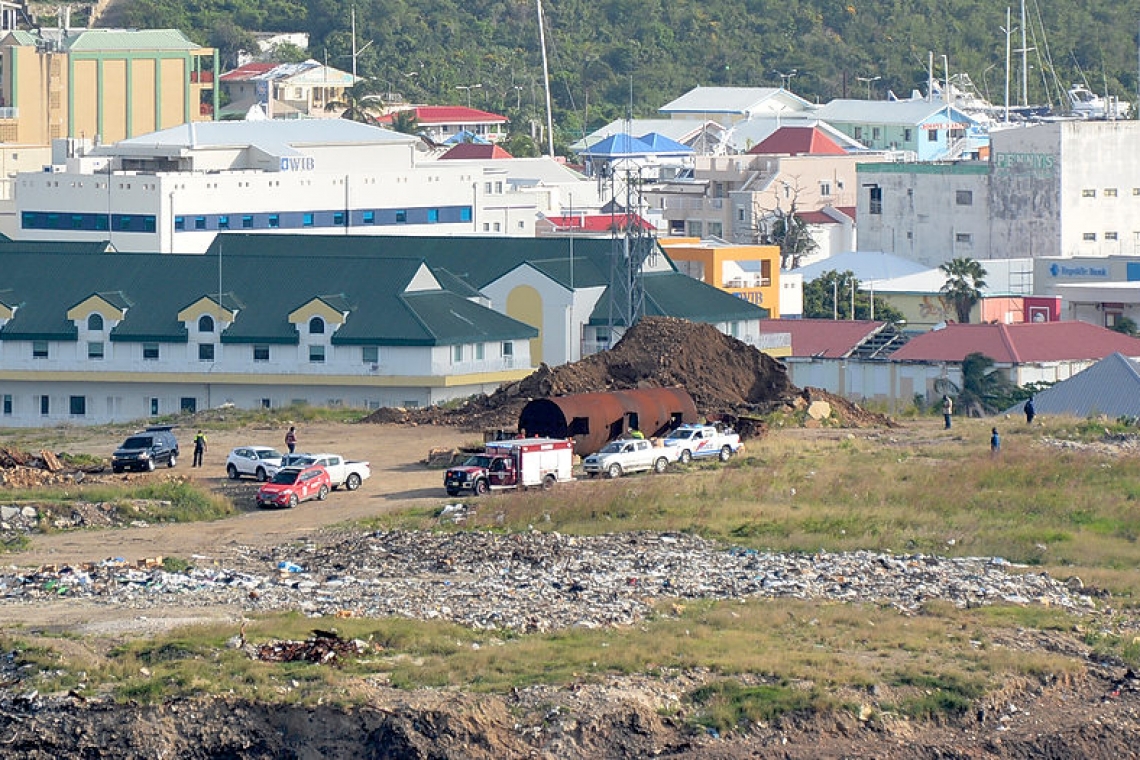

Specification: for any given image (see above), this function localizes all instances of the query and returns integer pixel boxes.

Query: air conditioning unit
[369,363,379,372]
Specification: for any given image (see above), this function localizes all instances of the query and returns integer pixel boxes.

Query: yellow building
[0,28,217,145]
[660,237,782,318]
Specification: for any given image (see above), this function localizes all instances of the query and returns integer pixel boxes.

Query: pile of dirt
[365,316,802,432]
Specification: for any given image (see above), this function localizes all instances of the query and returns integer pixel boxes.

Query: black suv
[111,425,180,473]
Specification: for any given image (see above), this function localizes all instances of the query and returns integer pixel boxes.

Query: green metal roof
[64,29,203,52]
[589,271,768,326]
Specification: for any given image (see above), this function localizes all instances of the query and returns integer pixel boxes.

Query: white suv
[226,446,285,481]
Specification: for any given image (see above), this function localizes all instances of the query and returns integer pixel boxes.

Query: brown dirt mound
[364,317,890,432]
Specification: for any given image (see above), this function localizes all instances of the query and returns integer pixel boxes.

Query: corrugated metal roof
[811,100,975,126]
[659,87,810,114]
[891,322,1140,363]
[1002,353,1140,417]
[793,251,930,282]
[760,318,887,358]
[748,126,847,156]
[111,119,414,153]
[65,29,202,52]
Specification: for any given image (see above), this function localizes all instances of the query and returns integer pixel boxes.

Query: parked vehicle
[661,424,742,464]
[444,437,574,496]
[255,465,331,508]
[111,425,180,473]
[278,453,370,491]
[225,446,284,481]
[582,438,673,478]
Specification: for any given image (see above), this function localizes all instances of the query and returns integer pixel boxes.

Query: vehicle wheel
[473,479,489,496]
[167,454,177,468]
[587,472,599,479]
[145,459,156,472]
[542,474,556,491]
[446,489,460,497]
[719,445,732,462]
[287,494,298,509]
[317,484,329,501]
[345,473,362,491]
[255,467,268,482]
[679,449,692,464]
[607,463,623,479]
[112,466,123,474]
[227,464,239,480]
[653,457,669,474]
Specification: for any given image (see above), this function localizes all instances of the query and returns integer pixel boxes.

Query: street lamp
[512,85,523,110]
[773,69,797,90]
[857,75,882,100]
[456,83,482,107]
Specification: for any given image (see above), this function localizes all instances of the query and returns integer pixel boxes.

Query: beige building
[0,28,217,145]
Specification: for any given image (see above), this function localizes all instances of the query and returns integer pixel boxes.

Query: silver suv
[111,425,180,473]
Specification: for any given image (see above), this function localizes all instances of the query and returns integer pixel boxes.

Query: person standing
[942,395,954,430]
[1024,396,1036,425]
[285,426,297,454]
[192,430,207,468]
[990,427,1001,457]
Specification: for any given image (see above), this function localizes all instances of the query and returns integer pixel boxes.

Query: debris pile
[0,447,103,488]
[252,629,369,665]
[365,317,806,431]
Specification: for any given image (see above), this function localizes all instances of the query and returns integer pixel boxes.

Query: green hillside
[116,0,1140,151]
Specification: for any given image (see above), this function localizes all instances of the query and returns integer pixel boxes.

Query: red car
[256,464,331,509]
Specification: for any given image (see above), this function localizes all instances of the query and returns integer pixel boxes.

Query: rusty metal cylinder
[518,387,698,456]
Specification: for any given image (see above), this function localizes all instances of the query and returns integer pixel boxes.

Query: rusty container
[518,387,698,456]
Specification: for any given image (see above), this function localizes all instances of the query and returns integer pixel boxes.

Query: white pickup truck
[661,424,742,464]
[582,438,673,479]
[281,453,371,491]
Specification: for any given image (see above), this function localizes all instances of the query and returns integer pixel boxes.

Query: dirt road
[4,421,466,569]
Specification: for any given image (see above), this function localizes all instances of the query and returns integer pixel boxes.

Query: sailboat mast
[1019,0,1028,107]
[536,0,556,158]
[1004,6,1012,122]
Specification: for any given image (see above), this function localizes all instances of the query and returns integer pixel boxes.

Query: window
[40,395,49,416]
[1083,232,1097,241]
[955,190,973,206]
[253,345,270,362]
[1105,188,1118,197]
[484,182,492,193]
[495,182,503,194]
[199,343,215,361]
[927,129,938,141]
[303,212,314,227]
[460,207,472,222]
[309,345,325,363]
[869,186,882,215]
[427,209,439,223]
[94,216,108,231]
[737,208,746,222]
[687,220,703,237]
[452,344,463,363]
[69,396,85,416]
[1082,189,1096,198]
[493,222,501,232]
[143,343,159,360]
[395,210,407,223]
[71,214,83,229]
[198,314,214,332]
[475,342,485,361]
[195,216,207,230]
[309,316,325,334]
[820,182,832,197]
[955,233,972,243]
[174,216,186,230]
[32,341,48,359]
[362,346,378,363]
[218,215,229,230]
[87,341,104,359]
[180,397,197,413]
[87,313,103,331]
[117,215,133,231]
[333,212,345,226]
[502,341,513,357]
[260,398,271,409]
[268,214,280,228]
[903,128,912,141]
[242,215,253,229]
[2,394,11,415]
[363,210,375,225]
[708,222,723,238]
[853,126,863,140]
[872,127,881,140]
[1106,232,1119,241]
[150,398,159,416]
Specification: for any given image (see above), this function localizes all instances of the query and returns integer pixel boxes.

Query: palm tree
[390,109,420,135]
[325,84,385,125]
[939,257,987,323]
[958,352,1013,415]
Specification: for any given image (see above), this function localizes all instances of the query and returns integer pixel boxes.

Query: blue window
[460,207,472,222]
[242,215,253,229]
[174,216,185,230]
[333,212,345,226]
[195,216,207,230]
[395,210,407,224]
[362,210,375,225]
[427,209,439,223]
[218,215,229,229]
[268,214,280,228]
[143,216,156,232]
[94,216,108,231]
[303,213,314,227]
[46,213,60,228]
[71,214,84,229]
[20,212,34,228]
[117,215,132,231]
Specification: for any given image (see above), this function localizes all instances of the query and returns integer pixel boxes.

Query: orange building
[660,237,782,317]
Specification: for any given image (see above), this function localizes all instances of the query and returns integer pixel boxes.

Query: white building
[6,120,599,253]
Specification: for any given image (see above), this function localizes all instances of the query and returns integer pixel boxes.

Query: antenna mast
[536,0,556,157]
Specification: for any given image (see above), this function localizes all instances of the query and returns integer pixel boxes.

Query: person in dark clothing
[1024,396,1036,425]
[192,430,207,467]
[942,395,953,430]
[285,426,297,454]
[990,427,1001,457]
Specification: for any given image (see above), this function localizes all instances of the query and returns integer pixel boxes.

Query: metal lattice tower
[606,161,654,344]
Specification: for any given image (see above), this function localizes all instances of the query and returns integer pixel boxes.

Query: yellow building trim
[176,296,236,323]
[288,299,346,326]
[0,369,532,388]
[66,295,127,322]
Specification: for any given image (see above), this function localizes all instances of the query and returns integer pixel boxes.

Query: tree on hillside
[802,270,903,323]
[957,352,1014,416]
[389,109,420,135]
[939,258,987,323]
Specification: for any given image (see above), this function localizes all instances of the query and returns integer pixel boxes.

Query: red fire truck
[444,437,574,496]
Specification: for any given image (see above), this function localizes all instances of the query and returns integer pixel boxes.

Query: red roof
[378,106,507,126]
[760,318,887,358]
[542,214,655,232]
[891,321,1140,364]
[747,126,847,156]
[439,143,513,159]
[220,63,276,83]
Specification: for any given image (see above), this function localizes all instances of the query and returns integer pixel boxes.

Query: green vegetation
[939,258,987,324]
[112,0,1140,153]
[802,270,903,323]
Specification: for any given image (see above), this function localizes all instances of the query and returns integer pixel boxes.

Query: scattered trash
[252,629,369,665]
